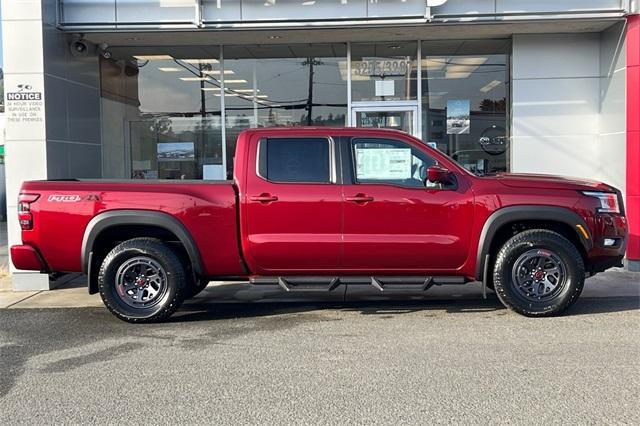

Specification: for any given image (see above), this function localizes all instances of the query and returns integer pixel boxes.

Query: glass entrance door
[351,104,419,137]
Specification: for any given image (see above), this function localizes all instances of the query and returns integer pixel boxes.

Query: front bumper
[10,245,48,271]
[587,213,627,274]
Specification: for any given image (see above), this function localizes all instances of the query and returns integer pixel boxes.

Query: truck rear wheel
[492,229,584,317]
[98,238,187,323]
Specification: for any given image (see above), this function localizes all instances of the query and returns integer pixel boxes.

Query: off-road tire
[493,229,585,317]
[98,238,187,323]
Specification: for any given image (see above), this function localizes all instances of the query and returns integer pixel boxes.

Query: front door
[351,104,419,137]
[244,135,342,274]
[341,135,474,273]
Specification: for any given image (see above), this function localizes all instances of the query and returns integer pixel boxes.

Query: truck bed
[19,179,246,277]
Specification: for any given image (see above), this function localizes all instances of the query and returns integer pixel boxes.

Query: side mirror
[427,165,452,184]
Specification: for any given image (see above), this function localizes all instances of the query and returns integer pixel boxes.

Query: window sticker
[355,148,412,180]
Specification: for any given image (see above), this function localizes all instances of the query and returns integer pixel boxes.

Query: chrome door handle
[345,194,374,203]
[250,193,278,203]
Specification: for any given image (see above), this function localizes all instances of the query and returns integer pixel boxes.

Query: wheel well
[89,225,193,292]
[488,220,588,265]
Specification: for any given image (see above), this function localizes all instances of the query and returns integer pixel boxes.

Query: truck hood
[492,173,614,191]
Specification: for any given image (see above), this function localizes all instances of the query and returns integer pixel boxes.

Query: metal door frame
[350,101,420,137]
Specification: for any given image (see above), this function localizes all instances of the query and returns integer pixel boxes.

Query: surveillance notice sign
[7,84,43,123]
[5,77,45,140]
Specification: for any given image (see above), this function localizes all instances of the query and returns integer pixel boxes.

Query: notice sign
[355,148,412,180]
[6,83,44,125]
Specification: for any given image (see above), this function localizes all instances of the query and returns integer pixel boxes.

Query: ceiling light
[455,57,487,66]
[180,77,210,81]
[181,59,219,64]
[255,95,268,98]
[444,69,472,79]
[202,70,235,75]
[480,80,502,93]
[388,44,401,50]
[134,55,173,61]
[201,87,222,91]
[268,35,282,40]
[421,58,446,70]
[302,1,316,5]
[159,67,182,72]
[224,79,248,84]
[232,89,260,93]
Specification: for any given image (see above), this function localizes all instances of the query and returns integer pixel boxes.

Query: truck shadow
[173,294,639,323]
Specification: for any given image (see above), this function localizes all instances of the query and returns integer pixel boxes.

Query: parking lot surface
[1,271,639,424]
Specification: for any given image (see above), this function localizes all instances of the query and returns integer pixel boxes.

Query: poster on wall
[446,100,470,135]
[355,148,412,180]
[157,142,195,162]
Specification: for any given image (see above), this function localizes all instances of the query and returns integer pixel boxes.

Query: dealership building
[1,0,639,289]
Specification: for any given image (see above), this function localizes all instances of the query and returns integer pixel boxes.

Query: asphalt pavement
[1,271,639,424]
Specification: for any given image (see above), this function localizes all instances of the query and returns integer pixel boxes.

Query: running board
[250,276,467,292]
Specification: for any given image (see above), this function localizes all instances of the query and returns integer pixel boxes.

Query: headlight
[582,191,620,214]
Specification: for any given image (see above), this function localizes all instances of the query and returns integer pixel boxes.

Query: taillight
[18,193,40,230]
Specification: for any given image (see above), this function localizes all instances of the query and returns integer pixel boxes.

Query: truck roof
[239,127,414,138]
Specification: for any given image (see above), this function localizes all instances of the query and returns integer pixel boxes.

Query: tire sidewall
[494,233,584,316]
[99,241,185,321]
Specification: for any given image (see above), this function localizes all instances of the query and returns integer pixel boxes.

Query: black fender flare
[82,210,203,293]
[475,205,593,280]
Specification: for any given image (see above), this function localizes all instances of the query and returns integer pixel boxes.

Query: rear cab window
[258,137,333,183]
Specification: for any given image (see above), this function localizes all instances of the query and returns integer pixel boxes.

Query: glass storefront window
[421,39,510,175]
[100,44,347,179]
[101,47,225,179]
[130,117,223,180]
[223,43,348,169]
[351,42,418,102]
[99,39,510,181]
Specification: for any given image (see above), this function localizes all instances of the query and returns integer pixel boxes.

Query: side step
[250,276,467,292]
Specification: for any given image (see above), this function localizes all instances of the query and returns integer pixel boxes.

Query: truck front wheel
[492,229,585,317]
[98,238,187,323]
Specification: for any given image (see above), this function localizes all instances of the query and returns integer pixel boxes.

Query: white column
[2,0,51,290]
[511,33,600,179]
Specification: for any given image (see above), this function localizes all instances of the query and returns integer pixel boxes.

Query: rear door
[340,136,474,272]
[243,135,342,274]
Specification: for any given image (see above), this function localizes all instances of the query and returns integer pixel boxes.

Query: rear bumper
[10,245,48,271]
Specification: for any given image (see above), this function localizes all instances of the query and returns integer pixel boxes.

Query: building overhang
[74,18,626,48]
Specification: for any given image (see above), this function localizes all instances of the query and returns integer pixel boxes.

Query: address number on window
[354,59,411,78]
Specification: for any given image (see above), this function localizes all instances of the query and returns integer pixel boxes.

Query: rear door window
[259,138,331,183]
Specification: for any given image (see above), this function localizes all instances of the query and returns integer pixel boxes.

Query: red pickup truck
[11,128,627,322]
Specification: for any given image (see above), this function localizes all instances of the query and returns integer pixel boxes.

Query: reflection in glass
[100,48,223,179]
[421,39,510,175]
[223,44,348,170]
[130,117,223,180]
[355,110,414,135]
[351,42,418,102]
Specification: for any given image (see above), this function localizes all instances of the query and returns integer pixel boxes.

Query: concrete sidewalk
[1,270,638,310]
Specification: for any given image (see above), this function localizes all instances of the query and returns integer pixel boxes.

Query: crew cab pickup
[11,128,627,322]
